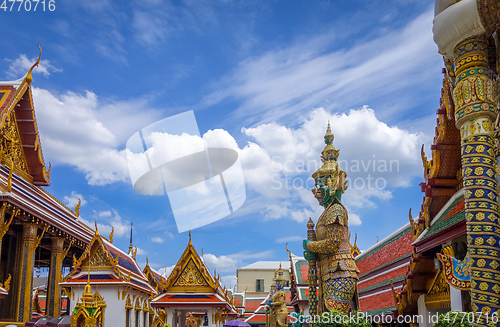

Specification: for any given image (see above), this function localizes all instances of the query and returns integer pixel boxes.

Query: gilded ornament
[0,274,11,292]
[303,124,358,314]
[74,198,81,217]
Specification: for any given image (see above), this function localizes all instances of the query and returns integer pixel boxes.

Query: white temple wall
[103,287,126,326]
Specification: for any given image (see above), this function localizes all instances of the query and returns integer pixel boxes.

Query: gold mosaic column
[15,223,38,323]
[46,237,64,317]
[453,36,500,326]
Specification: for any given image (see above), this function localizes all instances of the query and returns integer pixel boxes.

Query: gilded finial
[94,219,99,235]
[307,217,314,228]
[189,228,192,244]
[285,243,292,259]
[26,44,42,85]
[133,247,138,260]
[376,236,379,243]
[324,122,334,145]
[82,264,93,303]
[74,198,81,217]
[109,227,114,244]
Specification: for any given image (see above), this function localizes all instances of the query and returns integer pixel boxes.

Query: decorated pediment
[163,233,219,293]
[87,244,112,268]
[173,258,210,288]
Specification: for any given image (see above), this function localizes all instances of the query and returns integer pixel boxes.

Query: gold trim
[26,45,41,85]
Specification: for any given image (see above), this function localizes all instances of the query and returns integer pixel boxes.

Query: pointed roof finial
[146,255,149,265]
[94,218,99,235]
[128,223,133,255]
[26,44,42,85]
[324,121,334,145]
[82,264,93,303]
[188,228,192,244]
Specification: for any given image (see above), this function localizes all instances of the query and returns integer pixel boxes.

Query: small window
[256,279,264,292]
[136,310,140,327]
[144,312,147,327]
[126,309,131,327]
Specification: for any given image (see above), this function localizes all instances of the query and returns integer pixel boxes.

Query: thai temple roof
[61,228,156,294]
[0,47,50,186]
[151,232,239,315]
[413,189,465,250]
[0,47,93,247]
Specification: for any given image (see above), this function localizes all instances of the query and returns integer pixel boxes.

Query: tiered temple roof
[61,228,155,294]
[152,232,239,316]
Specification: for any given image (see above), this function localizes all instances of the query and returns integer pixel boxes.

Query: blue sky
[1,0,442,287]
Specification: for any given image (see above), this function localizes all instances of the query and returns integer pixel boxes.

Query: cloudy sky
[1,0,442,288]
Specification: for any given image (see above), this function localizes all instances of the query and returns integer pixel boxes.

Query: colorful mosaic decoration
[303,124,359,314]
[452,36,500,325]
[323,277,357,313]
[437,253,471,290]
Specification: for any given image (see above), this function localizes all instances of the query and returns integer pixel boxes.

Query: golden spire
[188,228,192,244]
[81,265,93,303]
[128,223,133,255]
[312,123,346,194]
[26,44,42,85]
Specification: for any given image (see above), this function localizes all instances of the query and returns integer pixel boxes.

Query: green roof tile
[418,195,464,242]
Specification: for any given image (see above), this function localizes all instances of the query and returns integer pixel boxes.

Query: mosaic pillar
[15,223,38,323]
[452,36,500,326]
[306,219,318,317]
[46,237,64,317]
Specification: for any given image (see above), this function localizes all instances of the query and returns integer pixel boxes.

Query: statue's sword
[306,218,318,317]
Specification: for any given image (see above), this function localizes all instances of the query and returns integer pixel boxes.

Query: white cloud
[164,231,174,239]
[201,250,274,277]
[151,237,164,243]
[227,250,274,261]
[203,9,440,126]
[80,209,130,238]
[349,213,362,226]
[237,107,426,221]
[136,247,147,255]
[275,236,302,244]
[63,191,87,208]
[157,264,176,277]
[99,210,112,217]
[221,275,237,289]
[203,254,238,273]
[31,87,161,186]
[6,54,62,79]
